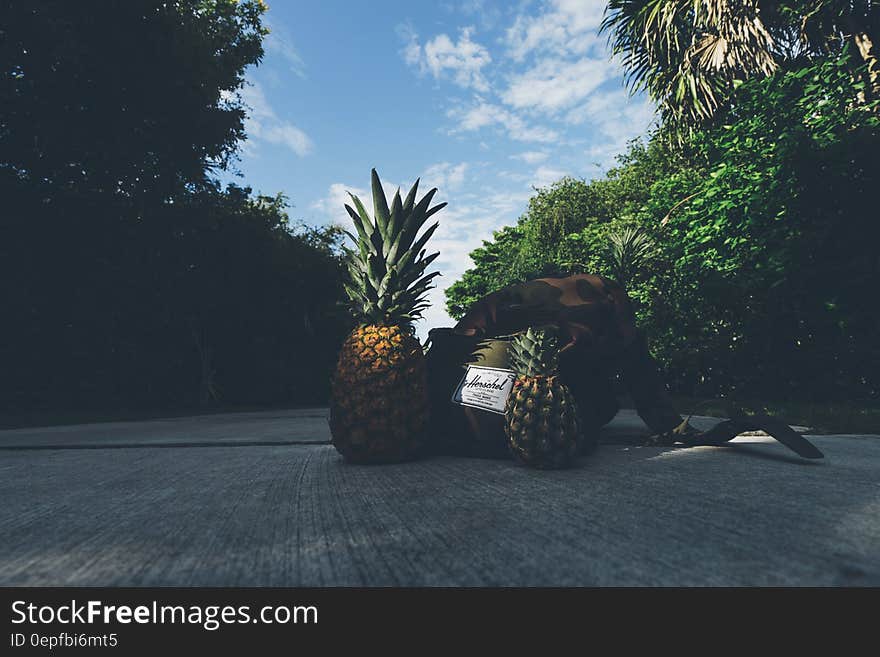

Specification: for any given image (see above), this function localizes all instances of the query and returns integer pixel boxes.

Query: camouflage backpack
[425,274,823,460]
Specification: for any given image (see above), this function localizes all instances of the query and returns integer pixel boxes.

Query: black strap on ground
[654,401,824,460]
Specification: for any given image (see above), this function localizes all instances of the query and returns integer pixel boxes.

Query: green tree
[647,47,880,399]
[446,48,879,402]
[0,0,353,413]
[0,0,267,201]
[446,225,527,319]
[445,141,681,320]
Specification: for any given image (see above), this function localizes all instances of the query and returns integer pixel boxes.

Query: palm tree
[601,0,777,131]
[601,1,879,132]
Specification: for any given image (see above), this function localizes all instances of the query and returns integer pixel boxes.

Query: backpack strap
[650,401,824,459]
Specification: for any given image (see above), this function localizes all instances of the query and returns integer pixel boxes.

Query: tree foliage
[1,0,267,201]
[0,0,352,413]
[2,184,350,411]
[652,45,880,399]
[447,47,880,401]
[446,138,679,320]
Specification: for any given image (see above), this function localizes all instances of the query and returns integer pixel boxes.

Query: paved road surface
[1,409,877,586]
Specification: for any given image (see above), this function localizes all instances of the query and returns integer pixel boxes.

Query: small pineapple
[505,327,582,469]
[330,169,445,463]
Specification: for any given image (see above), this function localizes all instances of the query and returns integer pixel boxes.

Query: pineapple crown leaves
[342,168,446,327]
[508,327,560,377]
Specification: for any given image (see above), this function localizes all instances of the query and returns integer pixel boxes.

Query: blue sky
[224,0,657,335]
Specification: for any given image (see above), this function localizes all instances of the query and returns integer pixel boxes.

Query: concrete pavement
[1,409,878,586]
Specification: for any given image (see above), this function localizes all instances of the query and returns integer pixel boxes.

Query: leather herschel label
[451,365,516,415]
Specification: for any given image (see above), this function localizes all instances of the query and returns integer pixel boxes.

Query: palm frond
[602,0,778,134]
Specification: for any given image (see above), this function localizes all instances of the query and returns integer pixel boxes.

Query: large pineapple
[505,328,582,469]
[330,169,445,463]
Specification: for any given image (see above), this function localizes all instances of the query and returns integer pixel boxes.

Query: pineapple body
[329,169,445,463]
[504,328,582,469]
[505,374,581,469]
[330,324,428,463]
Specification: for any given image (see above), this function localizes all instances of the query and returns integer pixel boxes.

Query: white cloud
[511,150,549,164]
[566,89,657,170]
[449,101,559,142]
[457,0,503,30]
[498,170,530,182]
[453,101,497,131]
[501,56,618,114]
[423,162,469,192]
[241,82,313,156]
[259,124,313,156]
[309,183,365,225]
[505,0,606,61]
[531,165,570,189]
[263,19,306,78]
[399,23,423,68]
[402,26,491,91]
[566,89,657,138]
[310,177,416,226]
[416,187,532,336]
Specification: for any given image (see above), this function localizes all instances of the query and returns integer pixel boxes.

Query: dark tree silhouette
[1,0,265,200]
[0,1,351,416]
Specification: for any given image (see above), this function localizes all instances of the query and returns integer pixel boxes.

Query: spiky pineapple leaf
[509,327,560,377]
[371,168,390,234]
[409,222,440,260]
[385,189,403,253]
[424,201,447,222]
[402,178,420,213]
[348,194,378,255]
[340,169,446,327]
